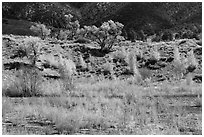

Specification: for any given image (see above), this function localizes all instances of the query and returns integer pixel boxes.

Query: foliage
[3,2,201,40]
[55,14,80,41]
[64,14,80,40]
[80,2,201,40]
[30,23,51,40]
[77,20,124,52]
[2,2,81,28]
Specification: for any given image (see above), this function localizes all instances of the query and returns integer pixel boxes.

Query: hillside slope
[80,2,202,36]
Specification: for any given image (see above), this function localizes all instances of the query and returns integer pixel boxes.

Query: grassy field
[2,77,202,135]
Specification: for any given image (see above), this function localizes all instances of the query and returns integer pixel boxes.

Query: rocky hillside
[2,34,202,83]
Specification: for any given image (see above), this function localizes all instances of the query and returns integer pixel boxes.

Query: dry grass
[2,69,73,97]
[2,68,42,97]
[39,79,67,96]
[2,71,202,135]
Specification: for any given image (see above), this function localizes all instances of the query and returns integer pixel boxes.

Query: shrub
[17,67,42,97]
[30,23,51,40]
[11,42,28,58]
[58,55,76,91]
[128,51,142,81]
[102,61,114,76]
[58,30,69,41]
[173,44,182,66]
[7,36,39,59]
[40,54,59,69]
[53,14,80,41]
[150,46,160,61]
[112,47,127,62]
[23,37,41,65]
[139,68,152,80]
[172,44,185,80]
[185,49,198,85]
[77,54,87,70]
[187,49,198,68]
[3,67,42,97]
[3,37,42,97]
[77,20,124,52]
[66,15,80,39]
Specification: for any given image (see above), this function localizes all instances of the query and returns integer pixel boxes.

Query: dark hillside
[80,2,202,38]
[2,2,202,39]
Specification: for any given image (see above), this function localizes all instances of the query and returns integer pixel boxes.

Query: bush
[58,30,69,41]
[77,54,87,70]
[128,51,142,81]
[77,20,124,52]
[40,54,59,69]
[58,55,76,92]
[23,37,41,65]
[187,49,198,68]
[52,14,80,41]
[150,46,160,61]
[112,47,127,62]
[30,23,51,40]
[18,67,42,97]
[64,14,80,40]
[3,37,42,97]
[3,67,42,97]
[101,61,114,76]
[139,68,152,80]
